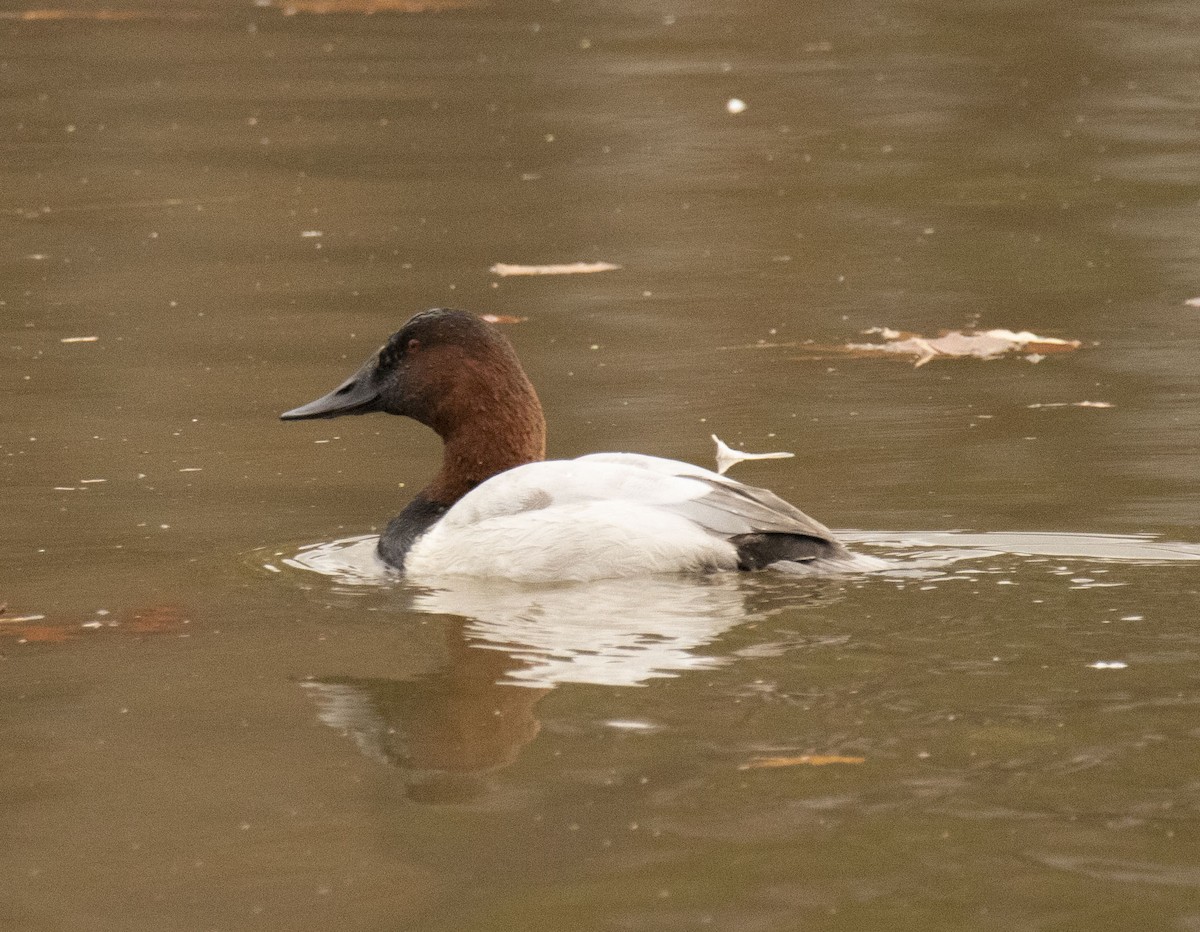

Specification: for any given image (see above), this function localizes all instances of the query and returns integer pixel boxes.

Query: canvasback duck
[282,308,863,582]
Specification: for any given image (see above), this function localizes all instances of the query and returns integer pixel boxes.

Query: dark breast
[377,494,450,570]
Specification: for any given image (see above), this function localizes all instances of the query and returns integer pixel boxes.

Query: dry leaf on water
[739,755,866,770]
[2,1,480,17]
[1,625,74,644]
[727,328,1083,368]
[0,9,207,19]
[0,603,190,644]
[128,604,188,634]
[0,613,73,643]
[274,0,482,12]
[490,262,621,277]
[1027,401,1113,409]
[479,314,528,325]
[845,328,1082,367]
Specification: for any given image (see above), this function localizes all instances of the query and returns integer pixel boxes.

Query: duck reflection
[291,540,758,802]
[300,618,547,804]
[416,575,742,688]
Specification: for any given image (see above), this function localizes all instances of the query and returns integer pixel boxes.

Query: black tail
[731,532,842,571]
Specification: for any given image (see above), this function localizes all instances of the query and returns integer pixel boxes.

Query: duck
[281,308,868,582]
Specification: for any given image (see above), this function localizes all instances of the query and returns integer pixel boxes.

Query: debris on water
[0,606,184,643]
[60,336,99,343]
[844,328,1083,367]
[272,0,482,14]
[300,230,323,238]
[726,98,747,114]
[720,328,1083,367]
[1027,401,1114,409]
[711,434,794,475]
[1088,661,1128,670]
[1184,297,1200,307]
[490,261,621,277]
[490,261,620,277]
[119,604,190,634]
[604,719,658,732]
[739,754,865,770]
[0,8,207,19]
[479,314,528,324]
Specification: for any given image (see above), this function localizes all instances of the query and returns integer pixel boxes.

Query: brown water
[4,1,1200,929]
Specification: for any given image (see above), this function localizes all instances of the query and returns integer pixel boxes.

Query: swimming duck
[282,308,863,582]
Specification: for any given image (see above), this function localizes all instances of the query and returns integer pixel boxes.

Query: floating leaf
[127,604,188,634]
[1027,401,1113,409]
[845,328,1082,367]
[490,262,621,277]
[719,328,1083,367]
[0,8,207,19]
[0,613,46,624]
[479,314,528,324]
[739,754,866,770]
[273,0,482,11]
[711,434,793,475]
[0,611,73,643]
[0,603,189,644]
[5,625,73,643]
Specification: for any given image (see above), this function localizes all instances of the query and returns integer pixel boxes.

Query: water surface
[3,1,1200,929]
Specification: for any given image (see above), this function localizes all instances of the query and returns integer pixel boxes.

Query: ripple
[265,529,1200,688]
[1035,853,1200,889]
[839,530,1200,565]
[276,530,1200,591]
[275,535,745,687]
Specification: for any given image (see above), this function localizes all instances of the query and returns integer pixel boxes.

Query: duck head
[281,309,547,498]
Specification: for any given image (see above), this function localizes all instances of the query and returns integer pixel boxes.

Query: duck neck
[379,399,546,570]
[424,397,547,506]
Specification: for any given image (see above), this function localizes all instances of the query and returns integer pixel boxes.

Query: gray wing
[685,475,840,541]
[579,452,849,563]
[683,477,851,568]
